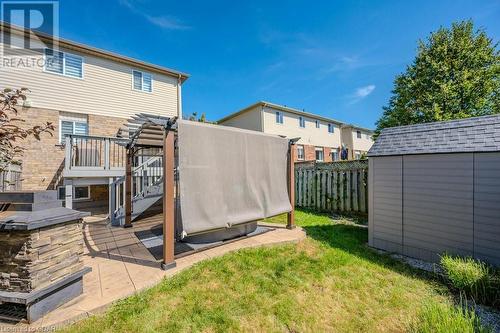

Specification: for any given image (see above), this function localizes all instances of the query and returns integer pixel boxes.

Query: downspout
[177,74,183,119]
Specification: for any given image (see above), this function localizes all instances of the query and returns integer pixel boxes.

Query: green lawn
[65,210,456,332]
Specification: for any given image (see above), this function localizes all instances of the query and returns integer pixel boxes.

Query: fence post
[287,142,296,229]
[162,129,176,270]
[124,149,132,228]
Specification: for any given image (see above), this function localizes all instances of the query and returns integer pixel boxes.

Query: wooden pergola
[122,114,296,270]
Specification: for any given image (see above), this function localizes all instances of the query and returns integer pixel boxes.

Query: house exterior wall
[261,106,342,148]
[15,106,126,191]
[370,152,500,266]
[351,129,373,154]
[220,105,262,131]
[0,35,180,120]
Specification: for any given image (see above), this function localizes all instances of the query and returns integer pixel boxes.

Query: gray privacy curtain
[177,120,292,236]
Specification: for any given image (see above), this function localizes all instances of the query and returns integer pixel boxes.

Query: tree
[375,20,500,137]
[186,111,210,123]
[0,88,54,172]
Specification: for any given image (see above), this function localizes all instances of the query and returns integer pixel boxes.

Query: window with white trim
[58,186,90,201]
[355,151,361,160]
[328,123,334,133]
[275,111,283,124]
[299,116,305,128]
[315,120,320,128]
[297,145,304,160]
[59,113,88,144]
[44,49,83,78]
[133,70,153,92]
[356,130,362,139]
[331,148,339,161]
[315,147,324,162]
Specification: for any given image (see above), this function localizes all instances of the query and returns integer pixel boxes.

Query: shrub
[409,301,491,333]
[440,255,499,307]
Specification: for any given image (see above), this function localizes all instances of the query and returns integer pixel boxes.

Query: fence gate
[295,160,368,215]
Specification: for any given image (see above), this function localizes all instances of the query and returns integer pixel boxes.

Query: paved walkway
[1,214,305,330]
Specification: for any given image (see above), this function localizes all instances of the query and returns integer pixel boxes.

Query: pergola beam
[161,130,176,270]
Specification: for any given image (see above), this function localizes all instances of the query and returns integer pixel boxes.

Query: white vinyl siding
[1,35,180,120]
[45,49,83,78]
[133,70,152,92]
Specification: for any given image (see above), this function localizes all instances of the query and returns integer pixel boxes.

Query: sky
[55,1,500,128]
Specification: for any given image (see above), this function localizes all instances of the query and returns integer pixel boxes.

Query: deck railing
[64,135,129,177]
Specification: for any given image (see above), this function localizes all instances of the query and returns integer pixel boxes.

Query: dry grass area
[64,210,456,333]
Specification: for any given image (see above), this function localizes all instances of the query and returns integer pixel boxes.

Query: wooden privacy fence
[0,165,22,192]
[295,160,368,214]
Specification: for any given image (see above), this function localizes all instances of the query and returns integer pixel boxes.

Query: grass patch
[441,254,500,308]
[409,300,492,333]
[66,210,460,332]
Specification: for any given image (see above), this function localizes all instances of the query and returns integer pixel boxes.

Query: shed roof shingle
[368,114,500,157]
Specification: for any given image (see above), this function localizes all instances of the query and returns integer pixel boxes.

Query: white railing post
[104,138,110,170]
[65,136,72,171]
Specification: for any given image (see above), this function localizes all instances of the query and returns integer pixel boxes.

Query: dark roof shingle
[368,115,500,157]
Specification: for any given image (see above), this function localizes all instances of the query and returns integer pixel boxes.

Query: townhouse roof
[0,22,189,82]
[217,101,373,132]
[368,114,500,157]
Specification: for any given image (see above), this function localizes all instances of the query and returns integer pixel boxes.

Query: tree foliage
[375,20,500,137]
[0,88,54,172]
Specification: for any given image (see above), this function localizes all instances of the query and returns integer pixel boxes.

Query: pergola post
[161,129,176,270]
[124,148,132,228]
[287,142,296,229]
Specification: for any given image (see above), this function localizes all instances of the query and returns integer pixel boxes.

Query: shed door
[402,153,473,262]
[474,153,500,266]
[371,156,403,253]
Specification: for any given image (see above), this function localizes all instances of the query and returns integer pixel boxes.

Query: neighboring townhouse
[217,101,374,162]
[0,23,188,209]
[340,125,373,160]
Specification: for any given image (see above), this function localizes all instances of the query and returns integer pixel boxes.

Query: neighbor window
[315,120,320,128]
[356,130,362,139]
[315,147,324,162]
[133,70,153,92]
[59,114,88,144]
[275,111,284,124]
[328,123,334,133]
[297,145,304,160]
[355,151,361,160]
[58,186,90,201]
[331,148,339,161]
[44,49,83,78]
[299,116,305,128]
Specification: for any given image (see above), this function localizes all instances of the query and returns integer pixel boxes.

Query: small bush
[409,301,491,333]
[440,255,499,307]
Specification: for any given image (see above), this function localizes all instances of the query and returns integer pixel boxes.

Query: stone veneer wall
[0,220,83,292]
[17,107,126,190]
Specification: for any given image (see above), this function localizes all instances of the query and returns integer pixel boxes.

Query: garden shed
[368,115,500,266]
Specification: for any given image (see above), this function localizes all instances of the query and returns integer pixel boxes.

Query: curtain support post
[162,129,176,270]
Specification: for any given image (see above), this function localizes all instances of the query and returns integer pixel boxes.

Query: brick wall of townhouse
[295,144,339,162]
[17,107,126,191]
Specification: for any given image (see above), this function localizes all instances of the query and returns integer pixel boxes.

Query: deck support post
[124,148,132,228]
[287,142,296,229]
[162,129,176,270]
[65,179,73,209]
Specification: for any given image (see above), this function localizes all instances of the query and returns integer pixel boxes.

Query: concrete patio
[0,213,306,330]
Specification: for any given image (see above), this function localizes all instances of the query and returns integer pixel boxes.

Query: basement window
[58,186,91,201]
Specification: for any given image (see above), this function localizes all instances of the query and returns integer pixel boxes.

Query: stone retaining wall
[0,220,83,292]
